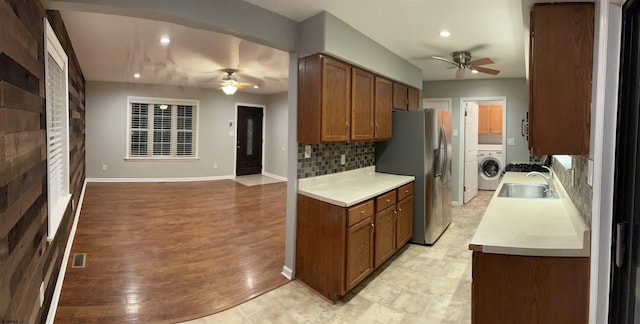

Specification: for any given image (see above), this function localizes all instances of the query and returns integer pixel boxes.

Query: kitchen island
[296,167,415,302]
[469,172,590,324]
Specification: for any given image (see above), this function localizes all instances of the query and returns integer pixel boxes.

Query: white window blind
[45,19,71,241]
[126,97,198,159]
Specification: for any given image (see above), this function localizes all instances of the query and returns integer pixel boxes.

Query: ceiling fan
[431,51,500,78]
[216,68,260,95]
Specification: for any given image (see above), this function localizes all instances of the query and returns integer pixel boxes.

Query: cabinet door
[489,105,502,134]
[374,207,396,268]
[478,105,490,134]
[392,83,408,110]
[530,3,593,155]
[346,217,373,291]
[351,68,374,141]
[321,57,351,142]
[374,76,393,140]
[396,196,413,247]
[407,87,420,111]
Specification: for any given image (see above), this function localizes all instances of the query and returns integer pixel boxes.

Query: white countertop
[469,172,590,257]
[298,166,415,207]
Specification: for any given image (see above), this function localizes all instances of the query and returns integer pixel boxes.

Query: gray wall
[265,92,288,178]
[298,11,422,88]
[422,78,529,203]
[86,81,269,179]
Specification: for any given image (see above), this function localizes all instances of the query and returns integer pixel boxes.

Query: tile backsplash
[552,155,593,228]
[297,142,375,179]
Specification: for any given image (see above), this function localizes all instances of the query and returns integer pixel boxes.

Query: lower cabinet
[471,251,589,324]
[296,181,414,302]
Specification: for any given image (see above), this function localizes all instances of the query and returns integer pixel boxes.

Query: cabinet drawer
[397,183,414,201]
[376,190,397,212]
[348,200,374,227]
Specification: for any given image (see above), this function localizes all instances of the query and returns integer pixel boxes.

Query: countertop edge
[471,229,591,257]
[298,177,415,207]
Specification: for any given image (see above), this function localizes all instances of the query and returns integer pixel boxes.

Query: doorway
[236,105,264,176]
[459,97,507,204]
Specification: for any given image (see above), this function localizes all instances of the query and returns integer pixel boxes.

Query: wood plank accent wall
[0,1,86,322]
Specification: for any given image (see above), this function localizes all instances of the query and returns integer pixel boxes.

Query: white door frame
[234,103,266,176]
[458,96,507,204]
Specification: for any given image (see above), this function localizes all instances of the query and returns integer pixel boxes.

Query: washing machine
[478,149,504,190]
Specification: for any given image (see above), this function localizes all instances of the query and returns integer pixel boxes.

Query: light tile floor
[234,174,285,186]
[183,190,493,324]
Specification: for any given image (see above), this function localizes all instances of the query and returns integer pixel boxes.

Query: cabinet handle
[371,222,375,227]
[360,210,365,214]
[405,190,409,193]
[386,199,391,203]
[399,208,402,212]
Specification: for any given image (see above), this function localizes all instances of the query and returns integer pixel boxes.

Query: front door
[236,106,263,176]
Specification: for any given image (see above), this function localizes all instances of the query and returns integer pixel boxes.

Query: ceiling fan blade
[455,68,465,79]
[431,56,458,66]
[236,81,257,87]
[465,44,488,53]
[475,66,501,75]
[469,58,494,66]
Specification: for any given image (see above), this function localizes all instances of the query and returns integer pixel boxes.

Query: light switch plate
[588,159,594,186]
[340,154,346,165]
[507,138,515,146]
[304,145,311,158]
[453,129,458,137]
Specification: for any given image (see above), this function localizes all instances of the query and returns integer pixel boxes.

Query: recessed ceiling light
[160,37,170,44]
[134,73,141,78]
[439,30,451,37]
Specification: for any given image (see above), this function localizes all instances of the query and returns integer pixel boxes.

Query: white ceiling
[60,0,526,95]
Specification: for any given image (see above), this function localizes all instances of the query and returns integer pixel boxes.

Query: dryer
[478,149,504,190]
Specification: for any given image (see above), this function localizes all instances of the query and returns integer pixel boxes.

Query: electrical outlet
[340,154,346,165]
[102,164,107,171]
[507,138,515,146]
[304,145,311,158]
[213,163,218,169]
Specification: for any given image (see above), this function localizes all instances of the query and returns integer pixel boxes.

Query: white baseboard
[262,172,287,182]
[46,179,87,324]
[86,175,234,183]
[281,265,293,280]
[452,201,463,207]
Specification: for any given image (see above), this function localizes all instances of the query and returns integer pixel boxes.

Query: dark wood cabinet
[396,195,413,247]
[346,216,374,291]
[374,200,396,268]
[471,251,589,324]
[393,82,420,111]
[529,3,593,155]
[351,67,375,141]
[296,180,414,302]
[374,76,393,140]
[298,54,351,143]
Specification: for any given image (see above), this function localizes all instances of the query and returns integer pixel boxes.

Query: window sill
[124,157,200,162]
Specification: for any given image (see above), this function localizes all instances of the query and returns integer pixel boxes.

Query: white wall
[86,81,268,179]
[264,92,288,178]
[422,78,530,203]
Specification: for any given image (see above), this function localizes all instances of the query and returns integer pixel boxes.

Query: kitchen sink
[497,183,559,199]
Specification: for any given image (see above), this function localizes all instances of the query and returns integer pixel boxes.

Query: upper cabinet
[478,105,502,135]
[529,3,593,155]
[298,54,351,143]
[351,68,375,141]
[392,82,420,111]
[298,54,412,144]
[374,76,393,140]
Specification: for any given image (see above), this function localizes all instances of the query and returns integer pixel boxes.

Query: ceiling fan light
[471,69,479,74]
[222,85,237,95]
[253,85,259,89]
[439,30,451,37]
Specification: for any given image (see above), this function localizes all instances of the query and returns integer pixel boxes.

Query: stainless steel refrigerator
[375,109,453,245]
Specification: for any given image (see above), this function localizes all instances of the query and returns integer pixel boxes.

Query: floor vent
[72,253,86,268]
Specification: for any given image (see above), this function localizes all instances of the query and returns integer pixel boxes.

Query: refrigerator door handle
[439,126,447,181]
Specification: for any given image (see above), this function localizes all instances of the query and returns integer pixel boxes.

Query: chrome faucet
[527,166,555,194]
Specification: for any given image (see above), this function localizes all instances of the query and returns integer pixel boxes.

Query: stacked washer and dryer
[478,145,504,190]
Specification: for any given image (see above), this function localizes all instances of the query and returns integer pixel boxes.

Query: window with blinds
[126,97,198,159]
[45,19,71,241]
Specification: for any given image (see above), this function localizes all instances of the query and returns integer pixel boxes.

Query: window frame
[45,19,71,241]
[125,96,200,160]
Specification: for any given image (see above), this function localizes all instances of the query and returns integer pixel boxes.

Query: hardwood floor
[55,180,289,323]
